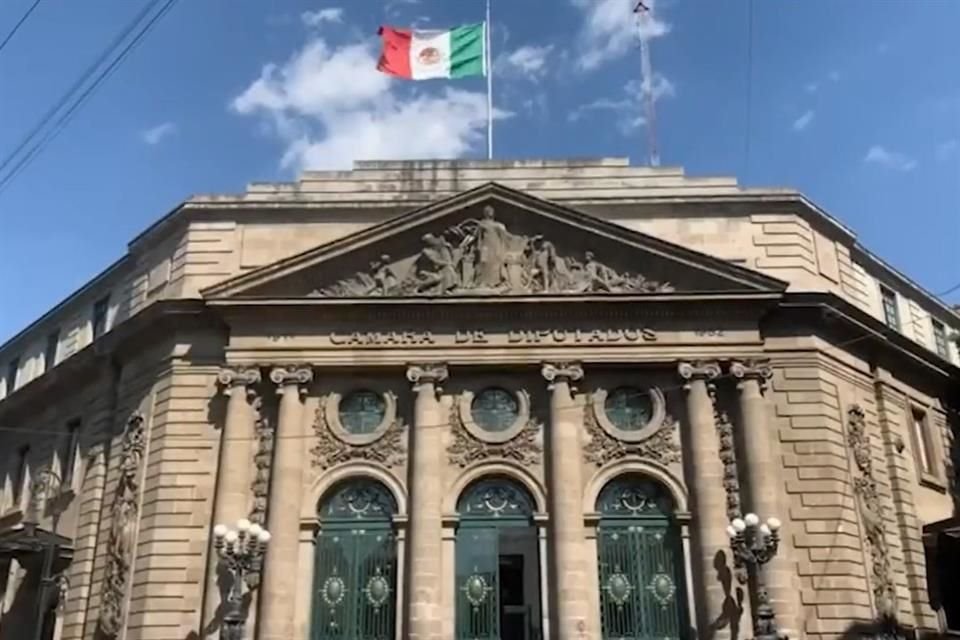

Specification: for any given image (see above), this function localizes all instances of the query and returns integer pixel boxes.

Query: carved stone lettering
[583,404,681,466]
[311,398,407,469]
[313,206,674,297]
[847,404,897,616]
[98,412,147,638]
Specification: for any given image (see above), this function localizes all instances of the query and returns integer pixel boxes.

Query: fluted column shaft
[259,366,313,640]
[405,363,449,640]
[202,367,260,638]
[542,362,590,640]
[731,360,798,637]
[678,361,731,639]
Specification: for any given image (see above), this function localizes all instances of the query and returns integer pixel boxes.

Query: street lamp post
[726,513,787,640]
[213,519,271,640]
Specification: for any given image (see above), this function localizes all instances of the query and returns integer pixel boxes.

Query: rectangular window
[932,319,950,358]
[911,408,934,475]
[880,286,900,330]
[44,330,60,373]
[12,446,28,506]
[5,357,19,394]
[92,295,110,340]
[60,420,81,486]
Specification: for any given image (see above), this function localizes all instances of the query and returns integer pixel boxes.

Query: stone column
[730,360,798,637]
[405,363,449,640]
[541,362,590,640]
[677,360,729,640]
[202,366,261,638]
[259,365,313,640]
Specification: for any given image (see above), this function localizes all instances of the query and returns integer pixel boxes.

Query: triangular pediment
[203,183,786,300]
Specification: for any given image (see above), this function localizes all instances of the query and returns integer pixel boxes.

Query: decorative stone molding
[447,392,543,467]
[217,366,262,393]
[541,362,584,388]
[312,392,407,470]
[314,206,674,297]
[269,365,314,390]
[590,387,667,443]
[707,381,746,582]
[729,359,773,391]
[97,411,147,638]
[583,403,681,467]
[406,363,449,392]
[847,404,897,616]
[677,360,721,385]
[249,396,272,526]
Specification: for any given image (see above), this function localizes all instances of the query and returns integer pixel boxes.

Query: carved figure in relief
[317,206,674,297]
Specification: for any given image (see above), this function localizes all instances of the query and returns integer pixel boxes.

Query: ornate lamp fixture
[727,513,787,640]
[213,519,271,640]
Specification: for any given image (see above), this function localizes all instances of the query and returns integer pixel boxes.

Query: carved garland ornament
[311,394,407,469]
[249,396,272,525]
[313,206,674,298]
[847,404,897,616]
[583,401,681,467]
[98,411,147,638]
[446,400,543,467]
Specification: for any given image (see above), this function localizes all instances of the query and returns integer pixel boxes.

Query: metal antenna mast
[634,1,660,167]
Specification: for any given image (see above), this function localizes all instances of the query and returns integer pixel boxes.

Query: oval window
[470,388,519,432]
[339,390,387,434]
[603,387,654,431]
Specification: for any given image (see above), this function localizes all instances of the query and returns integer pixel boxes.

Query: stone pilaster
[677,360,730,640]
[541,361,590,640]
[405,363,449,640]
[730,359,798,637]
[202,366,261,639]
[259,365,313,640]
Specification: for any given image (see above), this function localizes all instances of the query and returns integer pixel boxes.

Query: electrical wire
[0,0,41,54]
[0,0,180,196]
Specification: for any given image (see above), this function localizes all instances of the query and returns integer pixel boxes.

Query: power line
[0,0,41,54]
[0,0,180,196]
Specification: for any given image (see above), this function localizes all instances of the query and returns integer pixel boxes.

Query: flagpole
[485,0,493,160]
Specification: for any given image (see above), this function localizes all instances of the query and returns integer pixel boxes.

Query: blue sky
[0,0,958,343]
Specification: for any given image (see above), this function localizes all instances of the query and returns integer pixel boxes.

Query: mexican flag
[377,24,486,80]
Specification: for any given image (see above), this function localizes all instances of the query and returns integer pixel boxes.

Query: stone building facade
[0,159,957,640]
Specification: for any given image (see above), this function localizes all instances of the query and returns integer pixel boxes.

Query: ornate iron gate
[312,481,397,640]
[455,478,539,640]
[595,477,687,640]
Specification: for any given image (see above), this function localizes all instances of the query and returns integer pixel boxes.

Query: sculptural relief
[314,206,674,297]
[98,411,147,638]
[583,403,681,467]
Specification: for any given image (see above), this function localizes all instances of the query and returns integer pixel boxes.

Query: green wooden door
[312,481,397,640]
[454,478,539,640]
[596,477,687,640]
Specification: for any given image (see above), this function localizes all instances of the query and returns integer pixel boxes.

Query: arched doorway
[455,477,543,640]
[595,475,688,640]
[311,479,398,640]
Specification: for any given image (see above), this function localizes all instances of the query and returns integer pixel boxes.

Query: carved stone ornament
[705,381,747,583]
[406,363,449,390]
[677,360,721,384]
[447,391,543,467]
[98,411,147,638]
[269,365,314,388]
[217,366,262,391]
[312,206,675,297]
[249,396,272,526]
[541,362,584,387]
[311,392,407,470]
[730,359,773,390]
[847,404,897,616]
[583,401,681,467]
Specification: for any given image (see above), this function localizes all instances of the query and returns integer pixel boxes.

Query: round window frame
[458,388,530,444]
[592,386,666,442]
[325,389,397,446]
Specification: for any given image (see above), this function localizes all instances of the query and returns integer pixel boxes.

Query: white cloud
[141,122,176,145]
[497,45,553,81]
[864,145,917,172]
[232,35,504,171]
[569,76,674,133]
[804,82,818,94]
[792,110,815,132]
[571,0,670,71]
[936,139,958,161]
[301,8,343,27]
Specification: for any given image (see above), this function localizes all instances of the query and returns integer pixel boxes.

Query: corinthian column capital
[677,360,721,388]
[730,359,773,390]
[269,365,313,392]
[540,362,584,388]
[406,363,448,392]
